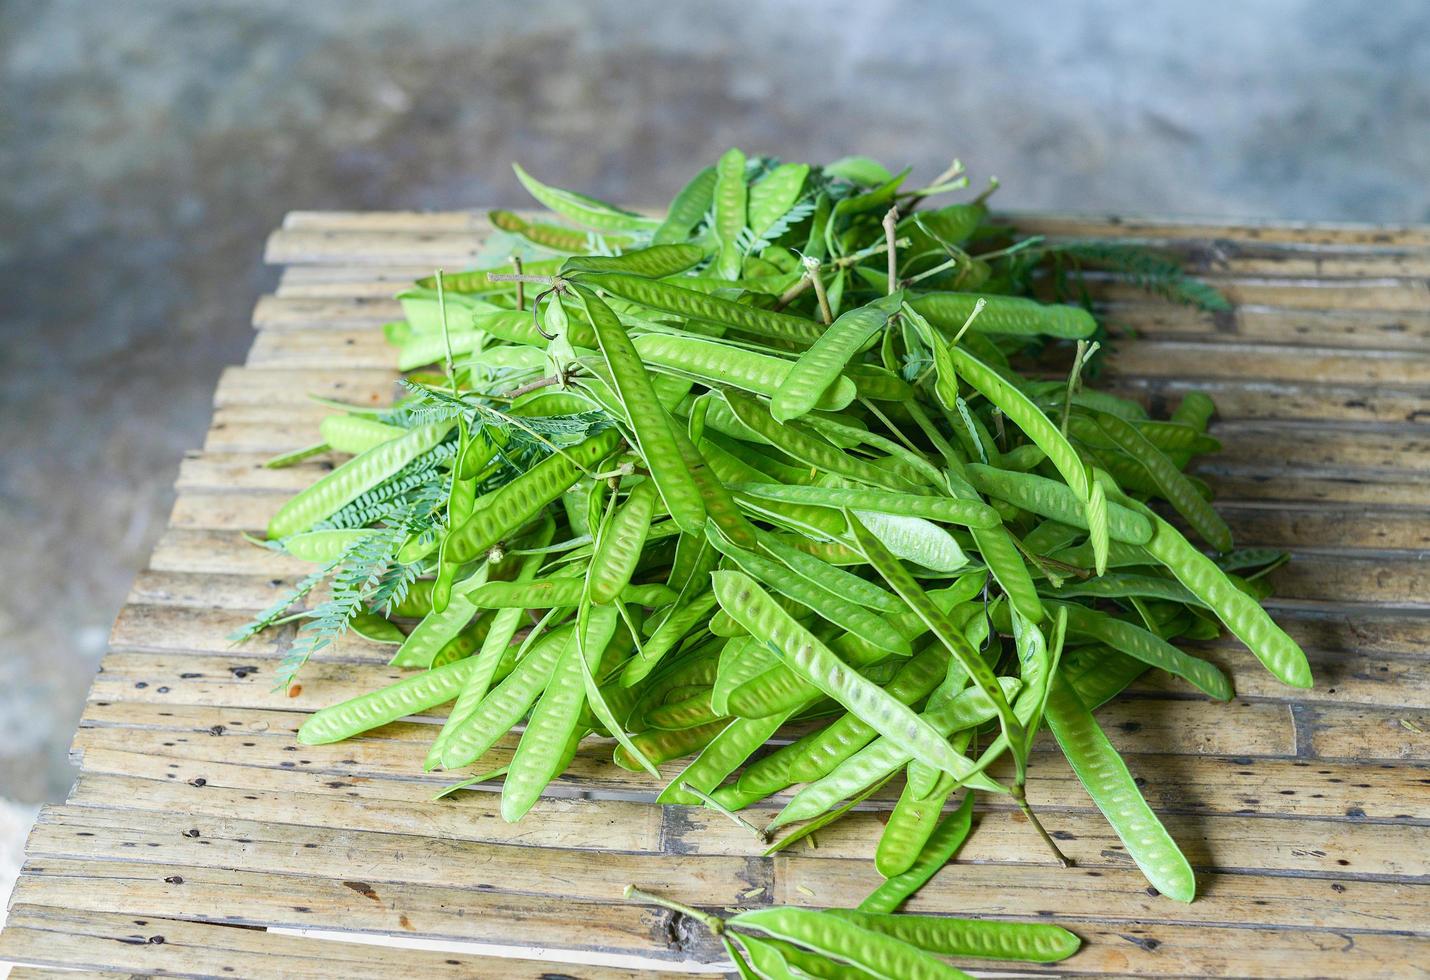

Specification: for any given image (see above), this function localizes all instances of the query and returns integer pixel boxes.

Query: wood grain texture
[2,209,1427,978]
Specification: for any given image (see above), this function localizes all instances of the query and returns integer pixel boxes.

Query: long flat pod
[1135,504,1313,688]
[657,709,793,805]
[709,528,911,656]
[858,792,975,914]
[713,147,748,280]
[572,285,707,535]
[908,292,1096,339]
[298,656,479,745]
[267,421,452,538]
[772,679,1017,828]
[563,243,704,278]
[512,163,660,232]
[963,464,1150,544]
[633,333,856,411]
[1043,675,1196,902]
[443,428,621,567]
[847,513,1023,752]
[587,479,659,603]
[427,530,553,766]
[1088,411,1234,553]
[732,483,999,529]
[578,271,823,346]
[653,165,718,244]
[772,292,903,422]
[502,630,588,821]
[826,910,1080,964]
[711,570,973,781]
[1050,600,1232,700]
[389,565,486,668]
[728,907,969,980]
[722,390,916,493]
[437,625,574,771]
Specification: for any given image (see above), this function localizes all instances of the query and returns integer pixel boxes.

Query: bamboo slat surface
[3,209,1428,978]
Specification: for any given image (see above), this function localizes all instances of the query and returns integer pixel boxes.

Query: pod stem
[1011,782,1073,868]
[511,254,525,310]
[623,885,725,935]
[682,782,769,843]
[803,256,834,324]
[882,206,899,295]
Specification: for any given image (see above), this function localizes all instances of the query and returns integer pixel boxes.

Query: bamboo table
[2,211,1427,978]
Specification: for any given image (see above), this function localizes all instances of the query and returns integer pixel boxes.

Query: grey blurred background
[0,0,1426,881]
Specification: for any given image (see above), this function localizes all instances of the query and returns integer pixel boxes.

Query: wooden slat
[0,905,684,978]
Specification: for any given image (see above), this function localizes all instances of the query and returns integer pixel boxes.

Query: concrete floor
[1,0,1426,879]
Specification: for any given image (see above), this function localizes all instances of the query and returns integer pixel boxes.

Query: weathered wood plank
[58,767,1430,883]
[71,710,1430,824]
[0,904,683,978]
[10,862,714,966]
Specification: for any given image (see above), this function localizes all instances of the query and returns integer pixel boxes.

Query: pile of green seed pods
[250,151,1311,914]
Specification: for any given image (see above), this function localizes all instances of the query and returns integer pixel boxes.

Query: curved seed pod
[512,163,659,232]
[1088,412,1233,553]
[267,421,453,539]
[657,709,792,805]
[501,631,589,822]
[859,792,975,914]
[851,510,967,573]
[723,390,916,493]
[282,529,372,564]
[848,513,1023,750]
[909,292,1096,339]
[710,530,910,656]
[1044,676,1197,902]
[389,563,487,669]
[653,165,718,244]
[875,771,957,878]
[319,415,406,455]
[579,271,823,346]
[712,636,778,715]
[730,577,976,721]
[414,258,564,294]
[747,162,810,238]
[712,570,973,781]
[774,678,1018,828]
[1087,479,1110,576]
[298,657,478,745]
[846,362,914,403]
[1047,601,1231,700]
[713,146,748,279]
[728,907,970,980]
[613,717,727,771]
[634,333,856,411]
[1135,505,1312,688]
[437,625,574,771]
[731,483,1000,529]
[950,347,1090,503]
[588,480,659,604]
[488,208,602,252]
[1049,571,1202,606]
[621,590,720,686]
[572,285,706,535]
[563,243,705,278]
[644,691,719,731]
[758,533,904,614]
[826,910,1080,964]
[790,646,948,783]
[1170,390,1216,432]
[773,291,903,422]
[444,428,621,566]
[388,578,436,619]
[667,421,761,551]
